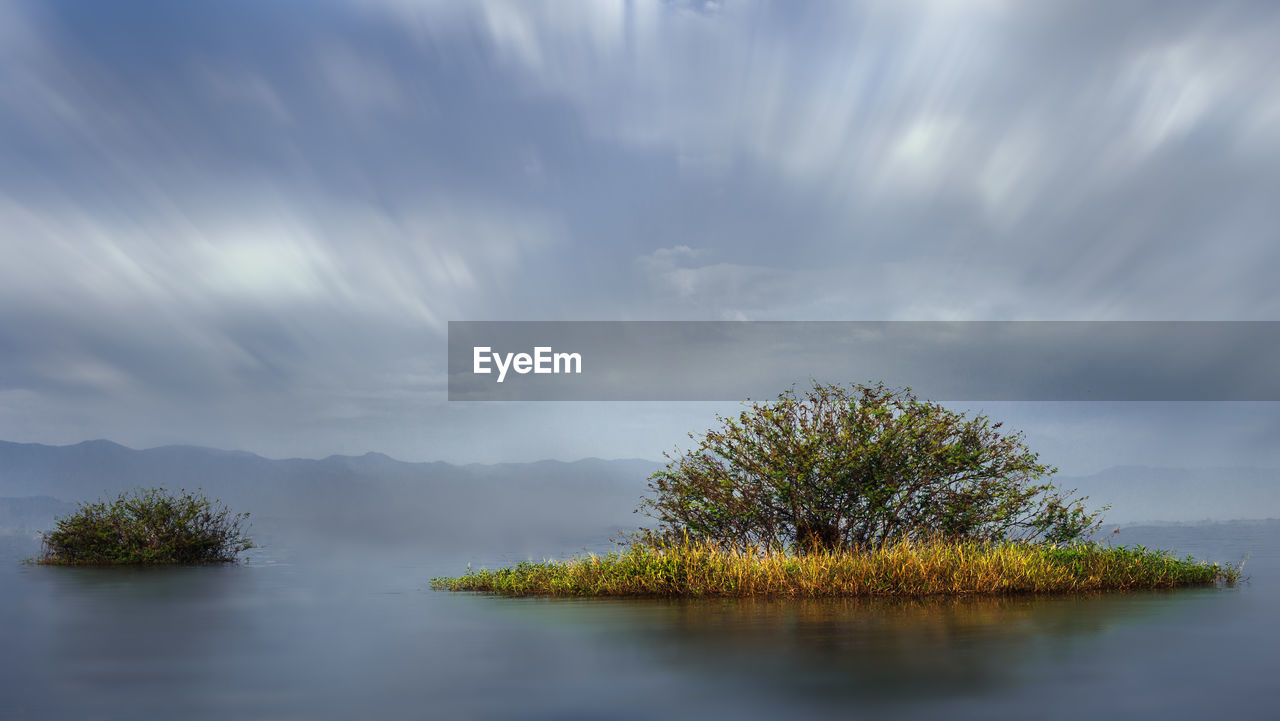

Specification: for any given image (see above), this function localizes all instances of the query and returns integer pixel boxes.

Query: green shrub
[641,381,1103,552]
[38,488,253,565]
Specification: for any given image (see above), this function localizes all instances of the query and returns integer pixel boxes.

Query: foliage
[38,488,253,565]
[431,536,1239,598]
[640,382,1103,552]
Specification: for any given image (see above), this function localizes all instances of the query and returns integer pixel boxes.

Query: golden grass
[431,538,1240,598]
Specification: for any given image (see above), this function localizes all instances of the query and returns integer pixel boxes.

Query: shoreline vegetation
[431,538,1241,598]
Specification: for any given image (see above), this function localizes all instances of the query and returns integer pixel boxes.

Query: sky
[2,0,1279,471]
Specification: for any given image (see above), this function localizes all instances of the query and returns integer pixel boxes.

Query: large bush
[39,488,253,565]
[640,382,1102,552]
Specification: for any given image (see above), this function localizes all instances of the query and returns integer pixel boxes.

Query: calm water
[1,521,1276,720]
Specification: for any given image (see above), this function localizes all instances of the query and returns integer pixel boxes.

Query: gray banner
[447,321,1280,401]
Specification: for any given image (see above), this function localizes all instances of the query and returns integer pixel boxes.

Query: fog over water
[2,441,1277,718]
[2,506,1276,720]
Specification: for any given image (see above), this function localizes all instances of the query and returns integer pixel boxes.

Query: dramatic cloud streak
[1,1,1277,466]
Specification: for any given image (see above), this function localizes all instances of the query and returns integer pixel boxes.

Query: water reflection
[480,587,1228,711]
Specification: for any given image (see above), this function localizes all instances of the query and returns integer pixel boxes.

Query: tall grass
[431,538,1240,598]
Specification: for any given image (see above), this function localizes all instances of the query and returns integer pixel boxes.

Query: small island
[34,487,253,566]
[434,382,1241,597]
[431,537,1236,597]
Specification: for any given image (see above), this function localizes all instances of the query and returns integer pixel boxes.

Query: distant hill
[2,441,1276,544]
[1051,465,1279,524]
[0,440,662,550]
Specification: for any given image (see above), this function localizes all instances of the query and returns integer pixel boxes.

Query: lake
[1,520,1276,720]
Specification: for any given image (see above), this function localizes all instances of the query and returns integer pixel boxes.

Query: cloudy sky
[2,0,1278,470]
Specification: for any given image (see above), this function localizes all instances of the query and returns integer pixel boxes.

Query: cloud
[1,1,1278,462]
[367,0,1280,321]
[0,194,560,408]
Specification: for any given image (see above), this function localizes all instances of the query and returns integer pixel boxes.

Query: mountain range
[2,440,1276,544]
[0,439,659,553]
